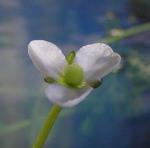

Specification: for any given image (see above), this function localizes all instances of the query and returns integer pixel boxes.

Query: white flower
[28,40,121,107]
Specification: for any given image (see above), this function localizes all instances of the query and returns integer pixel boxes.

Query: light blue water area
[0,0,150,148]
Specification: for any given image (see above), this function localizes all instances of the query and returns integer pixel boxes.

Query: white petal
[75,43,121,81]
[28,40,67,79]
[45,84,93,107]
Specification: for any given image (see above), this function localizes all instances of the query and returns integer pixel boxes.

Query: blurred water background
[0,0,150,148]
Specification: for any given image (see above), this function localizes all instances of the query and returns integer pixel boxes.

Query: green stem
[32,105,62,148]
[102,22,150,44]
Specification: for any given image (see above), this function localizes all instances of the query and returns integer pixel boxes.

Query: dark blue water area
[21,0,135,45]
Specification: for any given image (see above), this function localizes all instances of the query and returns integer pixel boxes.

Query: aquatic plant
[28,40,121,147]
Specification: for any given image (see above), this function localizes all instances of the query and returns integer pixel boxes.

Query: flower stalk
[32,105,62,148]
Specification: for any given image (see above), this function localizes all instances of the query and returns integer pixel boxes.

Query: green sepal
[89,80,102,88]
[66,51,76,64]
[44,77,55,84]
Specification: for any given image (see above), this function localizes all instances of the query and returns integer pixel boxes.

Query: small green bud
[66,51,76,64]
[44,77,55,83]
[89,80,102,88]
[64,64,84,87]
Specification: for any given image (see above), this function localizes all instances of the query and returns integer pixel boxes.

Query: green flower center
[63,64,84,88]
[44,50,102,89]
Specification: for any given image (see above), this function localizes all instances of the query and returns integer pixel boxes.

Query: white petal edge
[28,40,67,79]
[45,84,93,107]
[75,43,121,81]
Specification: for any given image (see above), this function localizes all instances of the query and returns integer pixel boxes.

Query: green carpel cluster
[64,64,84,88]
